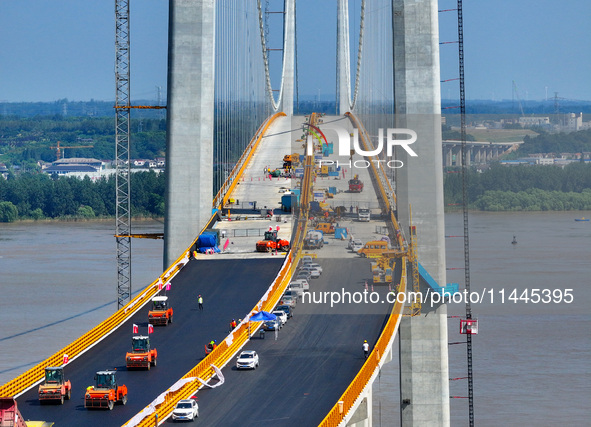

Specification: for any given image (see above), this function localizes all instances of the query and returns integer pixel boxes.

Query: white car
[172,398,199,421]
[236,350,259,370]
[301,262,323,273]
[272,310,288,326]
[300,266,321,278]
[289,279,309,296]
[351,241,364,252]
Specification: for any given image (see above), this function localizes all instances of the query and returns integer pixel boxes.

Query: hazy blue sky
[0,0,589,103]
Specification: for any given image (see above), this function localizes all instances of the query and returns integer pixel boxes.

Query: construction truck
[256,230,290,252]
[148,296,173,326]
[85,370,127,410]
[126,336,157,370]
[315,223,335,234]
[283,153,300,168]
[358,207,370,222]
[371,257,396,284]
[303,230,324,249]
[348,174,364,193]
[0,397,27,427]
[38,367,72,405]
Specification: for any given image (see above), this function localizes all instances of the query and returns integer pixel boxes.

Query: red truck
[0,397,26,427]
[348,175,364,193]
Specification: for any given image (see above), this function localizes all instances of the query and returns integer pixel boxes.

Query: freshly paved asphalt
[17,258,284,427]
[18,256,398,427]
[162,257,398,426]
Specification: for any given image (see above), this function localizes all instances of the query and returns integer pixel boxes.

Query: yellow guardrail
[346,112,405,250]
[318,260,407,427]
[0,246,193,398]
[122,254,295,427]
[213,111,287,210]
[312,112,408,426]
[0,113,286,400]
[123,113,318,426]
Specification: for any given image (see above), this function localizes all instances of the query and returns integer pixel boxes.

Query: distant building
[564,113,583,132]
[42,157,104,179]
[41,157,163,180]
[518,116,550,127]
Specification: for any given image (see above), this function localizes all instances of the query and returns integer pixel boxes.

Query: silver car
[302,261,323,273]
[300,266,320,278]
[280,294,297,308]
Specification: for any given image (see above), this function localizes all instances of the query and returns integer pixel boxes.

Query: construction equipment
[84,370,127,410]
[50,141,94,160]
[358,240,407,259]
[348,174,364,193]
[283,153,301,168]
[303,230,324,249]
[125,336,157,370]
[371,257,396,284]
[38,367,72,405]
[256,230,290,252]
[148,296,173,326]
[358,207,370,222]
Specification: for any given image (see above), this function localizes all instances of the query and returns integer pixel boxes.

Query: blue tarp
[334,227,348,239]
[250,311,276,321]
[197,231,220,253]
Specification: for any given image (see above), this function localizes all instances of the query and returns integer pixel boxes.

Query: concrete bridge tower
[393,0,450,425]
[164,0,215,268]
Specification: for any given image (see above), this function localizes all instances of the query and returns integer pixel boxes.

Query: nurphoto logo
[307,124,418,169]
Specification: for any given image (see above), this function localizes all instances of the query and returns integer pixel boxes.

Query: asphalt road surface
[162,257,398,426]
[17,258,284,427]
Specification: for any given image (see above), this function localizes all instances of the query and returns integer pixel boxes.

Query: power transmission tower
[115,0,132,309]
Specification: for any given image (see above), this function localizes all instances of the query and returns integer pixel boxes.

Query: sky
[0,0,589,103]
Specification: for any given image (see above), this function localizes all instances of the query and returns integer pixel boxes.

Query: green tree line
[0,171,165,222]
[517,129,591,155]
[0,116,166,166]
[445,163,591,211]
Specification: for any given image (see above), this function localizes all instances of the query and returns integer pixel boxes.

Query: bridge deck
[15,113,403,426]
[17,259,283,427]
[175,258,398,426]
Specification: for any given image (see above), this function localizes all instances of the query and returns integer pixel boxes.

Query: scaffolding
[115,0,131,309]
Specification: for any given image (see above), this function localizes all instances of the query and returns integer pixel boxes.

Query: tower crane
[50,141,94,160]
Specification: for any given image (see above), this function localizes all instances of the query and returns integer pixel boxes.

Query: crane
[50,141,94,160]
[512,80,525,118]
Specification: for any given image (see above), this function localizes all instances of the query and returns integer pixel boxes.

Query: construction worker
[198,295,203,311]
[363,340,369,358]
